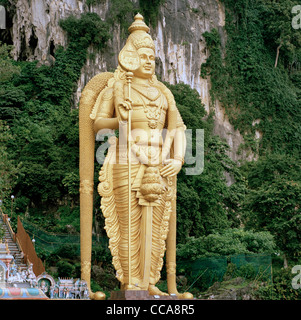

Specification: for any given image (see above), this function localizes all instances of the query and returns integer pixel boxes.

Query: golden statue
[79,14,192,300]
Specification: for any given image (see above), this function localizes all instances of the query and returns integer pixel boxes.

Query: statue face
[133,48,155,79]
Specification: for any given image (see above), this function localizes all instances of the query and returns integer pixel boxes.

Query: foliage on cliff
[0,3,300,295]
[201,0,301,156]
[165,83,245,239]
[201,0,301,265]
[0,13,110,206]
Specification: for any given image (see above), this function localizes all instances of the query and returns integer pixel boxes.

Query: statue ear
[118,41,140,72]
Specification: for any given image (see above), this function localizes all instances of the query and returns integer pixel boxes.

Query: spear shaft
[126,72,134,289]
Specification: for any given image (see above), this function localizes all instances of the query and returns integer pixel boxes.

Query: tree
[0,121,19,207]
[166,83,244,241]
[0,43,20,82]
[139,0,165,28]
[259,0,301,68]
[176,228,275,260]
[203,1,301,157]
[0,43,25,121]
[243,154,301,267]
[1,13,110,207]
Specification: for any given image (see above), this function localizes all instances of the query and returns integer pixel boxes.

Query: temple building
[0,210,89,300]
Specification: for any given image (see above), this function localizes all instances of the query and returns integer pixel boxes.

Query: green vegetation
[0,2,300,298]
[0,223,4,241]
[85,0,165,37]
[139,0,165,28]
[177,228,275,260]
[0,120,19,201]
[107,0,136,38]
[201,0,301,256]
[0,13,110,207]
[166,83,245,239]
[201,0,301,155]
[197,0,301,298]
[254,265,300,300]
[242,154,301,267]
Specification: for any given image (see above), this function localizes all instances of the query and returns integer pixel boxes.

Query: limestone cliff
[2,0,252,164]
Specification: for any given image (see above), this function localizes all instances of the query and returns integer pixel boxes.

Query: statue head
[118,14,155,78]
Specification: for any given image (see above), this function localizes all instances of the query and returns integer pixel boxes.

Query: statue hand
[160,159,182,177]
[118,99,132,121]
[122,98,133,110]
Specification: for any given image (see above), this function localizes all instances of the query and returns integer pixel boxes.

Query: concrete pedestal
[110,290,179,300]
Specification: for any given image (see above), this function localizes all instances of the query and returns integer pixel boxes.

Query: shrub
[56,260,75,277]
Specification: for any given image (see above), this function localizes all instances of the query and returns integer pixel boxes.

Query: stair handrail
[0,206,6,223]
[0,207,26,262]
[16,215,45,276]
[0,207,16,242]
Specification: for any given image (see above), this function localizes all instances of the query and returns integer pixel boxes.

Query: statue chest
[130,85,168,129]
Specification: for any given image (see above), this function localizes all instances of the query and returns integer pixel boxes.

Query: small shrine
[0,248,90,299]
[1,212,90,300]
[36,273,90,299]
[0,240,47,299]
[0,241,13,286]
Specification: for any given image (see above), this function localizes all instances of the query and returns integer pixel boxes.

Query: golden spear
[125,71,134,289]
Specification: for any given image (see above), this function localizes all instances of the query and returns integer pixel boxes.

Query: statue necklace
[131,83,163,129]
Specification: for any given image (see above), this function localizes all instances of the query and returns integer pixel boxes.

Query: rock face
[11,0,81,62]
[155,0,225,111]
[4,0,252,164]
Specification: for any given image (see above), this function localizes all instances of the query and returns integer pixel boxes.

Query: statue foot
[177,292,194,299]
[123,284,140,290]
[90,291,106,300]
[148,285,169,296]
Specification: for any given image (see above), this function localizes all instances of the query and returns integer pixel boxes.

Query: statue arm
[94,117,119,132]
[173,125,186,164]
[113,80,131,121]
[172,107,186,164]
[159,84,186,177]
[92,87,119,132]
[160,127,186,177]
[162,110,186,163]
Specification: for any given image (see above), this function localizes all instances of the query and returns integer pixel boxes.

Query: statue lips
[140,61,153,75]
[143,63,152,71]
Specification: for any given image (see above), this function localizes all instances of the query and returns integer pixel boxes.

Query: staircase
[0,212,49,299]
[0,215,27,271]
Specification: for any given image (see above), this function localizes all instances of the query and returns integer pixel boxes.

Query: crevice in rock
[19,31,27,61]
[29,27,38,57]
[49,39,55,57]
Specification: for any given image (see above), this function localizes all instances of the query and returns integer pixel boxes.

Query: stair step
[1,216,26,272]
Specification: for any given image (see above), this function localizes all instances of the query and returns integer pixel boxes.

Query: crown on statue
[133,36,155,51]
[128,13,150,33]
[118,13,155,71]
